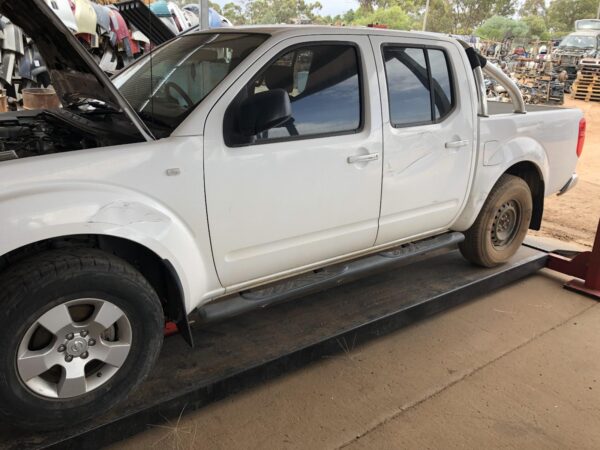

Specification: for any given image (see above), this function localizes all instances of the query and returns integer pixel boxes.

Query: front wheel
[0,248,164,430]
[460,174,533,267]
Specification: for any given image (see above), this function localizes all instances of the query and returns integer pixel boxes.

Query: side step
[197,232,465,323]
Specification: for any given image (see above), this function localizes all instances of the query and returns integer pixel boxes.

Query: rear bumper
[557,173,578,196]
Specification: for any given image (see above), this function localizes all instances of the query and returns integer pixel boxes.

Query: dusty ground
[532,98,600,247]
[113,99,600,449]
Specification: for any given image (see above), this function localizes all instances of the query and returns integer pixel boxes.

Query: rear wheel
[0,248,164,430]
[460,174,533,267]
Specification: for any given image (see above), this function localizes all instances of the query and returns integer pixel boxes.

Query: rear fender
[452,136,549,231]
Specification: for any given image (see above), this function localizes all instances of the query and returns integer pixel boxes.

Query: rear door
[369,36,476,245]
[203,35,383,288]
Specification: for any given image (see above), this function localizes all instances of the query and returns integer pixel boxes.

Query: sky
[212,0,360,17]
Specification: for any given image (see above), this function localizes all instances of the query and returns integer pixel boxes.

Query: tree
[358,0,376,12]
[522,15,549,40]
[447,0,516,34]
[244,0,323,24]
[342,9,356,24]
[423,0,454,32]
[547,0,598,33]
[519,0,546,20]
[352,5,412,29]
[476,15,528,40]
[223,2,246,24]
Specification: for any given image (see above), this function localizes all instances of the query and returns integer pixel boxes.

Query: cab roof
[187,25,459,45]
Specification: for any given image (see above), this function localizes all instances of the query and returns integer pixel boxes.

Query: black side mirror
[239,88,292,137]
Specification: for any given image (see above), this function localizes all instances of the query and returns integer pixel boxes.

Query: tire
[0,248,164,430]
[460,174,533,267]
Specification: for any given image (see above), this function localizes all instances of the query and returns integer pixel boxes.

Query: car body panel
[0,137,223,312]
[0,25,584,314]
[368,35,478,245]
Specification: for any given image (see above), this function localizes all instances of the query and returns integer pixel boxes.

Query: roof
[567,30,600,36]
[185,25,458,44]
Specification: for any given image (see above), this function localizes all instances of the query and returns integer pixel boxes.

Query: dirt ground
[531,98,600,248]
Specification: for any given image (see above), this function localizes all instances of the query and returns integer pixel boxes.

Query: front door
[204,35,383,288]
[369,36,476,245]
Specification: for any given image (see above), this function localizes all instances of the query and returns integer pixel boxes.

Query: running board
[197,232,465,323]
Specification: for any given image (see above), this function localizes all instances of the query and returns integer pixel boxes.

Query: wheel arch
[504,161,545,230]
[453,154,548,232]
[0,234,194,346]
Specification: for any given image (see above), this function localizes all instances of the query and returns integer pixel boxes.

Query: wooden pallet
[576,74,600,83]
[572,83,600,94]
[580,67,600,76]
[572,92,600,102]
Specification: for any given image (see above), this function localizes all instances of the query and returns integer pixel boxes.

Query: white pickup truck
[0,0,584,429]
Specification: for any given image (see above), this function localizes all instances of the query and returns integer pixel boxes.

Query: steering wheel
[164,82,193,108]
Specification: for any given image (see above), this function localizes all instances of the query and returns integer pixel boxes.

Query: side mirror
[239,88,292,137]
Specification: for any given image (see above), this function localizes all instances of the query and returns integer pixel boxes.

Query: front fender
[452,136,549,231]
[0,184,222,313]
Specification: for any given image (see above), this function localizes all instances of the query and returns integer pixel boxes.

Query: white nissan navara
[0,0,584,428]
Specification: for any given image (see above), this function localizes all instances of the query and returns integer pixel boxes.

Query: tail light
[577,118,586,158]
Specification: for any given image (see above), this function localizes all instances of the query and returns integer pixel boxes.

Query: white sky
[213,0,360,17]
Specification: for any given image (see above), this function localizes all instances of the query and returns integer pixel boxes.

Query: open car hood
[0,0,154,141]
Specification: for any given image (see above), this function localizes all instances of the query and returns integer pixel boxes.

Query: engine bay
[0,108,144,161]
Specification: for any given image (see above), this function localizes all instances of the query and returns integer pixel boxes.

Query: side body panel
[368,35,478,245]
[452,106,583,231]
[203,34,384,288]
[0,137,223,312]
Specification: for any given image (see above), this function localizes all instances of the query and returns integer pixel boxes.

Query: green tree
[223,2,246,24]
[352,5,412,29]
[448,0,516,34]
[342,8,356,24]
[209,1,222,13]
[476,15,529,40]
[519,0,546,19]
[547,0,598,32]
[244,0,323,24]
[423,0,454,32]
[522,15,549,40]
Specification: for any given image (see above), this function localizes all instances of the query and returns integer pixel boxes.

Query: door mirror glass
[238,88,292,137]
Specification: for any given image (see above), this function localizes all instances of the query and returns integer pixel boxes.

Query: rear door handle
[347,153,380,164]
[445,140,470,149]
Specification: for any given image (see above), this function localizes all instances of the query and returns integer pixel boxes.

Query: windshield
[113,33,268,135]
[558,34,597,49]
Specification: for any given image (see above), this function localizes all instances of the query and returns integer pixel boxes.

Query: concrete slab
[345,280,600,450]
[111,270,597,450]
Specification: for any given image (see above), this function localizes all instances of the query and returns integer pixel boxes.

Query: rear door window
[382,46,454,127]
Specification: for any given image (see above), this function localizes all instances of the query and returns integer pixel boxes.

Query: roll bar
[456,40,526,116]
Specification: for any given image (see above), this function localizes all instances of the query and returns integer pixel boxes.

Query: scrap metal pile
[486,55,567,105]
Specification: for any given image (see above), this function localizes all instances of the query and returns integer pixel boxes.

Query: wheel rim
[16,298,132,399]
[491,199,521,249]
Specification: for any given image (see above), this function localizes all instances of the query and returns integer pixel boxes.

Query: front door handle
[445,140,470,149]
[347,153,380,164]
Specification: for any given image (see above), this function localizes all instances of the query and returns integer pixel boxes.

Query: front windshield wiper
[68,99,121,113]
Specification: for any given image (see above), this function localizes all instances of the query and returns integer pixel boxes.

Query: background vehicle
[553,23,600,89]
[0,0,584,429]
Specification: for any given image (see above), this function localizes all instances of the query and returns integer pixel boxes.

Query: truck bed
[488,101,568,115]
[480,101,582,196]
